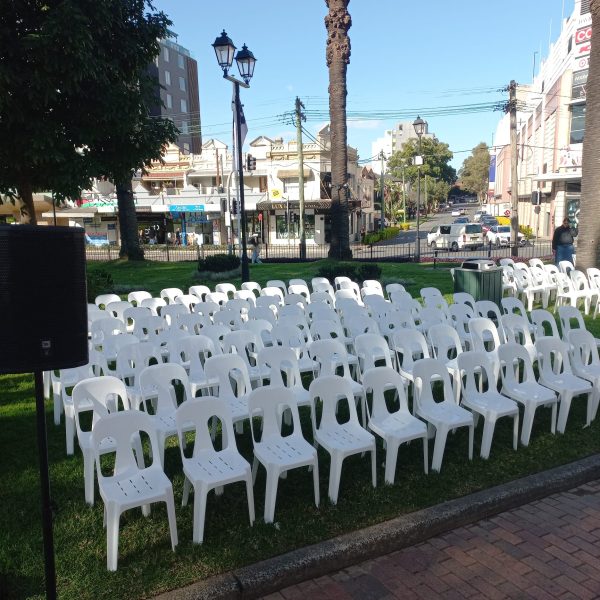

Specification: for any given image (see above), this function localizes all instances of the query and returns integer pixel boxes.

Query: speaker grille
[0,225,89,373]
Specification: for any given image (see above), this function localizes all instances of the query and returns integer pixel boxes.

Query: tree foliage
[0,0,178,259]
[458,142,491,202]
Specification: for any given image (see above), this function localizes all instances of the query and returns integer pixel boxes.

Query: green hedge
[315,261,382,285]
[363,227,401,245]
[197,253,240,273]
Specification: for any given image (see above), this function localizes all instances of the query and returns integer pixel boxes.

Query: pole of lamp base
[34,370,57,600]
[233,80,250,282]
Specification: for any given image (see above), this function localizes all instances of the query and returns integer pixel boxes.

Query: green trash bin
[453,259,502,305]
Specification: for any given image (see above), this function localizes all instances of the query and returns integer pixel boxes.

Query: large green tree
[325,0,352,259]
[577,0,600,269]
[0,0,177,260]
[458,142,491,202]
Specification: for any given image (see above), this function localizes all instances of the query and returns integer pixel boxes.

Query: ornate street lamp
[413,115,427,261]
[212,31,257,282]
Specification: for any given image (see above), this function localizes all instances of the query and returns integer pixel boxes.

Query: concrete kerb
[155,454,600,600]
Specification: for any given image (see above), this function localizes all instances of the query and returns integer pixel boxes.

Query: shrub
[198,253,240,273]
[363,227,401,245]
[357,263,382,282]
[519,225,534,240]
[87,269,114,302]
[400,223,410,231]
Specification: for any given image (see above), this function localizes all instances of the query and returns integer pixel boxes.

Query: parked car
[473,210,487,222]
[427,223,483,251]
[485,225,525,246]
[453,216,469,224]
[451,208,466,216]
[480,216,499,234]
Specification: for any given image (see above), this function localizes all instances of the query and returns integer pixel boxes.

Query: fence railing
[85,240,556,263]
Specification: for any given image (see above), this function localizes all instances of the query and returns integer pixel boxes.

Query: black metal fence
[86,240,555,264]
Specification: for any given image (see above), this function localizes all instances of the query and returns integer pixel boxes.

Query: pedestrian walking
[552,217,575,266]
[249,233,262,264]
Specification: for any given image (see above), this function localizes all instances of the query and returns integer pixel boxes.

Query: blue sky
[154,0,575,169]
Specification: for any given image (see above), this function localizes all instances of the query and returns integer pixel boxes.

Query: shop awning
[41,207,98,218]
[256,199,332,211]
[276,168,311,179]
[533,171,581,182]
[142,171,186,180]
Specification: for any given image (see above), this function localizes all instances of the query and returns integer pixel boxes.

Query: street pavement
[264,479,600,600]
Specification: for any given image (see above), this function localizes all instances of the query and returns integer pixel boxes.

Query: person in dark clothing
[552,217,575,266]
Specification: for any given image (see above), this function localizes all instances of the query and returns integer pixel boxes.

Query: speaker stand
[34,371,57,600]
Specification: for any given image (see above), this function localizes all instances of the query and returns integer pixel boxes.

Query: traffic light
[231,199,238,215]
[246,154,257,171]
[290,213,297,224]
[531,190,541,205]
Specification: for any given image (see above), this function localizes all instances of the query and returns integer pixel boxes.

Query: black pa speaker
[0,225,89,374]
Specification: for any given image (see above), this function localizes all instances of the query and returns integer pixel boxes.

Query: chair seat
[254,435,316,470]
[183,448,250,488]
[540,374,592,396]
[462,392,519,419]
[417,403,473,428]
[502,382,557,405]
[316,423,374,453]
[100,466,172,512]
[574,365,600,383]
[226,397,250,422]
[369,413,427,442]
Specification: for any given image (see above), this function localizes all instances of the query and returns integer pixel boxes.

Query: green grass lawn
[2,259,600,599]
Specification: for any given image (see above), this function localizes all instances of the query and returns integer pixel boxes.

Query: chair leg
[245,474,256,525]
[422,436,429,474]
[106,505,121,572]
[251,456,259,485]
[468,423,474,460]
[165,488,179,550]
[53,392,62,426]
[384,440,399,485]
[83,452,95,506]
[480,417,496,460]
[65,413,75,456]
[311,458,320,508]
[512,413,519,450]
[192,485,207,544]
[521,404,536,446]
[371,445,377,488]
[182,477,191,507]
[263,470,280,524]
[431,426,449,472]
[328,454,344,504]
[556,393,572,434]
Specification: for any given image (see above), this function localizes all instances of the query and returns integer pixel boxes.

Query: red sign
[257,213,263,221]
[576,26,592,44]
[504,210,511,217]
[578,43,591,56]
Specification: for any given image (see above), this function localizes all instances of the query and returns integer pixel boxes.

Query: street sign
[169,204,205,212]
[504,210,511,217]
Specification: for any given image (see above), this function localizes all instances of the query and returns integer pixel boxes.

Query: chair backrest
[279,315,312,344]
[258,346,303,389]
[161,303,189,326]
[175,294,200,312]
[530,308,560,338]
[568,329,600,370]
[213,309,244,330]
[363,294,389,316]
[557,305,586,340]
[391,329,429,372]
[255,295,282,312]
[308,303,338,323]
[176,312,211,335]
[241,281,262,295]
[140,297,167,316]
[457,351,497,398]
[310,291,335,307]
[116,342,163,391]
[311,276,330,291]
[335,288,363,306]
[170,334,217,379]
[91,317,127,347]
[215,282,237,298]
[95,293,121,309]
[160,287,184,304]
[501,314,535,352]
[225,297,252,315]
[342,313,380,339]
[260,287,285,304]
[270,323,307,357]
[132,315,166,342]
[362,366,409,421]
[536,336,572,376]
[427,323,462,362]
[354,333,393,371]
[309,375,360,431]
[223,330,263,370]
[205,291,229,306]
[123,306,152,330]
[474,300,502,324]
[233,290,257,306]
[528,258,545,269]
[282,295,307,312]
[420,287,443,301]
[570,269,592,292]
[338,280,362,302]
[362,280,383,294]
[308,338,352,378]
[469,317,502,356]
[412,358,455,412]
[105,300,132,323]
[99,334,139,371]
[204,354,252,399]
[248,386,302,443]
[500,297,528,319]
[248,305,277,325]
[241,319,273,347]
[586,268,600,291]
[334,276,352,289]
[385,283,406,297]
[335,296,365,317]
[189,285,211,301]
[127,291,152,306]
[175,397,237,453]
[312,280,335,298]
[139,362,191,414]
[419,306,447,333]
[498,343,536,387]
[199,324,230,353]
[310,319,346,343]
[499,258,515,267]
[288,284,311,302]
[558,260,575,275]
[266,280,287,295]
[92,411,158,475]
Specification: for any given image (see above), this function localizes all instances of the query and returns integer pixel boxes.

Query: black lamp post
[212,31,256,282]
[413,116,427,262]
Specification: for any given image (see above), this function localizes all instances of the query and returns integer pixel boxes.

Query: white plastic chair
[116,341,163,409]
[568,329,600,423]
[558,260,575,275]
[530,308,560,339]
[448,303,474,350]
[215,282,236,299]
[334,276,352,290]
[362,367,428,483]
[132,315,166,343]
[427,323,463,401]
[385,283,406,297]
[90,317,127,351]
[270,323,315,376]
[92,410,178,571]
[248,306,277,326]
[557,305,590,343]
[176,312,212,336]
[205,291,229,306]
[105,300,133,323]
[189,285,211,302]
[140,297,166,316]
[536,337,593,433]
[474,301,505,340]
[95,293,121,309]
[193,300,221,319]
[570,270,599,313]
[497,343,557,446]
[241,281,262,296]
[266,280,287,296]
[555,273,590,315]
[233,289,257,306]
[169,334,217,397]
[201,323,235,352]
[160,287,184,304]
[161,303,189,326]
[123,306,152,333]
[242,318,274,348]
[354,332,394,376]
[457,352,519,459]
[222,330,267,386]
[260,287,285,305]
[138,363,193,466]
[176,397,254,543]
[249,386,319,522]
[469,317,503,377]
[309,376,376,504]
[175,294,200,312]
[96,334,139,378]
[513,269,549,311]
[412,358,474,473]
[255,295,282,312]
[391,329,430,393]
[499,258,515,267]
[501,265,518,297]
[501,313,536,363]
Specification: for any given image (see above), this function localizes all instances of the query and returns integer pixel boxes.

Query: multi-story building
[371,121,435,173]
[148,38,202,155]
[487,0,590,238]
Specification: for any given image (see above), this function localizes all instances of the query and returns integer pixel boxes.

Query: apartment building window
[183,143,190,154]
[164,70,171,86]
[570,104,586,144]
[180,99,187,113]
[178,54,184,69]
[179,76,186,92]
[180,120,189,134]
[164,47,170,62]
[166,94,173,109]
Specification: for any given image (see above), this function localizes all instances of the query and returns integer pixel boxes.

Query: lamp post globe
[212,30,236,74]
[235,44,256,85]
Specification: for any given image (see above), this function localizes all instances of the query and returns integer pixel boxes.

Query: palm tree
[325,0,352,259]
[577,0,600,269]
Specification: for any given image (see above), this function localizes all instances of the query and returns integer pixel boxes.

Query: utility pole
[295,97,307,259]
[379,151,386,230]
[509,80,519,257]
[402,163,406,224]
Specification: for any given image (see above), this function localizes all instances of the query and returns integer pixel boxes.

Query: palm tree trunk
[116,177,144,261]
[325,0,352,260]
[577,0,600,269]
[17,180,36,225]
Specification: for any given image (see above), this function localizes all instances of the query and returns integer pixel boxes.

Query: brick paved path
[265,480,600,600]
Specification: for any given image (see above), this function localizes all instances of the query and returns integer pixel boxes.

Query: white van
[427,223,483,251]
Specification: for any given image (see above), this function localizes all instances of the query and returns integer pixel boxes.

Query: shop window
[570,104,586,144]
[275,214,315,239]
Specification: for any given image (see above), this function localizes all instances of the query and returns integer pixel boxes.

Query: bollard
[488,240,492,258]
[434,249,438,269]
